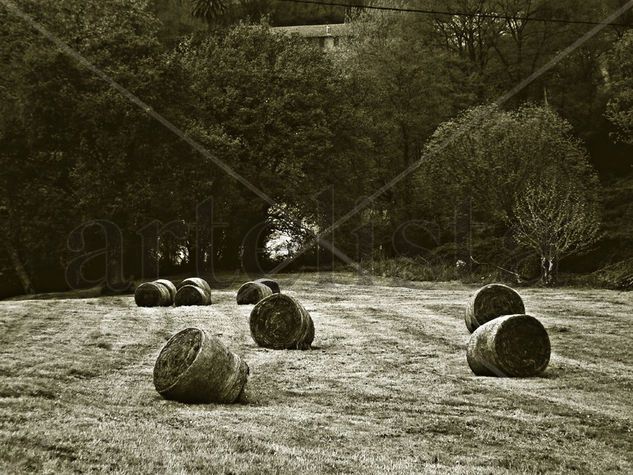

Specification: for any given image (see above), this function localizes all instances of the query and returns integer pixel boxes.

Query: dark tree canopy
[1,0,632,295]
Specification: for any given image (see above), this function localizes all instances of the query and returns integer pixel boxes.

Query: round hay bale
[254,278,280,294]
[467,314,550,377]
[134,282,172,307]
[236,281,273,305]
[465,283,525,333]
[153,327,249,404]
[175,285,211,306]
[249,294,314,350]
[153,279,177,303]
[178,277,212,297]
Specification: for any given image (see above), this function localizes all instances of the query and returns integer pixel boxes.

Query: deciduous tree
[511,177,601,285]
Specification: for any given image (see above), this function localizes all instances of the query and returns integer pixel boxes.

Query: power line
[278,0,633,28]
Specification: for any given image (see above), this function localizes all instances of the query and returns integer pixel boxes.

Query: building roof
[270,23,350,38]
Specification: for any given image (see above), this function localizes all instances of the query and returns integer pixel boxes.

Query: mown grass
[1,273,632,474]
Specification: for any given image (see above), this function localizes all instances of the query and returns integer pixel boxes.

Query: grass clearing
[1,273,632,473]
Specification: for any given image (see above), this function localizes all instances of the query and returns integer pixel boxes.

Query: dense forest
[151,0,358,38]
[1,0,633,297]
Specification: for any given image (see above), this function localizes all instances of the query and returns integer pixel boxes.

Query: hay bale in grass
[178,277,212,296]
[175,285,211,306]
[176,277,211,305]
[153,279,177,303]
[254,278,280,294]
[249,294,314,350]
[467,314,550,377]
[236,281,273,305]
[153,327,249,404]
[465,283,525,333]
[135,282,172,307]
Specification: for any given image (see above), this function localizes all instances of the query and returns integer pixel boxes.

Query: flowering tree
[511,178,601,285]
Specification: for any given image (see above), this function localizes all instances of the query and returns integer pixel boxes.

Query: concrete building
[270,23,350,50]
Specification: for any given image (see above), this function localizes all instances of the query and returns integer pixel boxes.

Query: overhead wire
[278,0,633,28]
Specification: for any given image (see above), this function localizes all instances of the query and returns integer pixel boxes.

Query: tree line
[1,0,632,296]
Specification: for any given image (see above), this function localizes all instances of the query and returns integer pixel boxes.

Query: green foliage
[0,0,249,287]
[0,5,372,291]
[177,24,372,263]
[337,11,475,252]
[511,175,601,284]
[513,178,601,259]
[171,0,355,26]
[419,104,602,279]
[190,0,232,21]
[422,104,599,220]
[601,175,633,256]
[0,0,184,283]
[427,0,629,172]
[2,0,632,293]
[605,30,633,145]
[586,257,633,290]
[150,0,207,44]
[362,256,463,283]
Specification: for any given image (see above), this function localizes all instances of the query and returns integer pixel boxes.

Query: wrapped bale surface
[154,279,177,303]
[178,277,212,297]
[175,285,211,306]
[249,294,314,349]
[254,278,280,294]
[153,327,249,403]
[467,314,550,377]
[236,281,273,305]
[465,283,525,333]
[134,282,172,307]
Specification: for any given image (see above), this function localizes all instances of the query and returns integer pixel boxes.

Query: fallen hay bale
[153,327,249,404]
[175,285,211,306]
[467,314,550,377]
[465,283,525,333]
[154,279,177,303]
[236,281,273,305]
[254,278,280,294]
[134,282,172,307]
[249,294,314,350]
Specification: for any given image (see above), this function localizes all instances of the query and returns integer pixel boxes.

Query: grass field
[1,273,632,474]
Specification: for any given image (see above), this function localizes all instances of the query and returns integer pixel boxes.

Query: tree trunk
[541,256,556,286]
[400,124,413,221]
[4,240,35,294]
[241,209,271,274]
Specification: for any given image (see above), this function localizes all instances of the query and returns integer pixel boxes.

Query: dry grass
[1,273,632,474]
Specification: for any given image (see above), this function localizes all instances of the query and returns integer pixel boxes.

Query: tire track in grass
[347,296,632,472]
[319,281,633,388]
[418,300,633,381]
[469,376,633,424]
[548,353,633,380]
[0,295,188,472]
[408,299,633,426]
[298,284,632,472]
[319,283,633,427]
[241,281,467,459]
[59,293,251,470]
[3,275,632,473]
